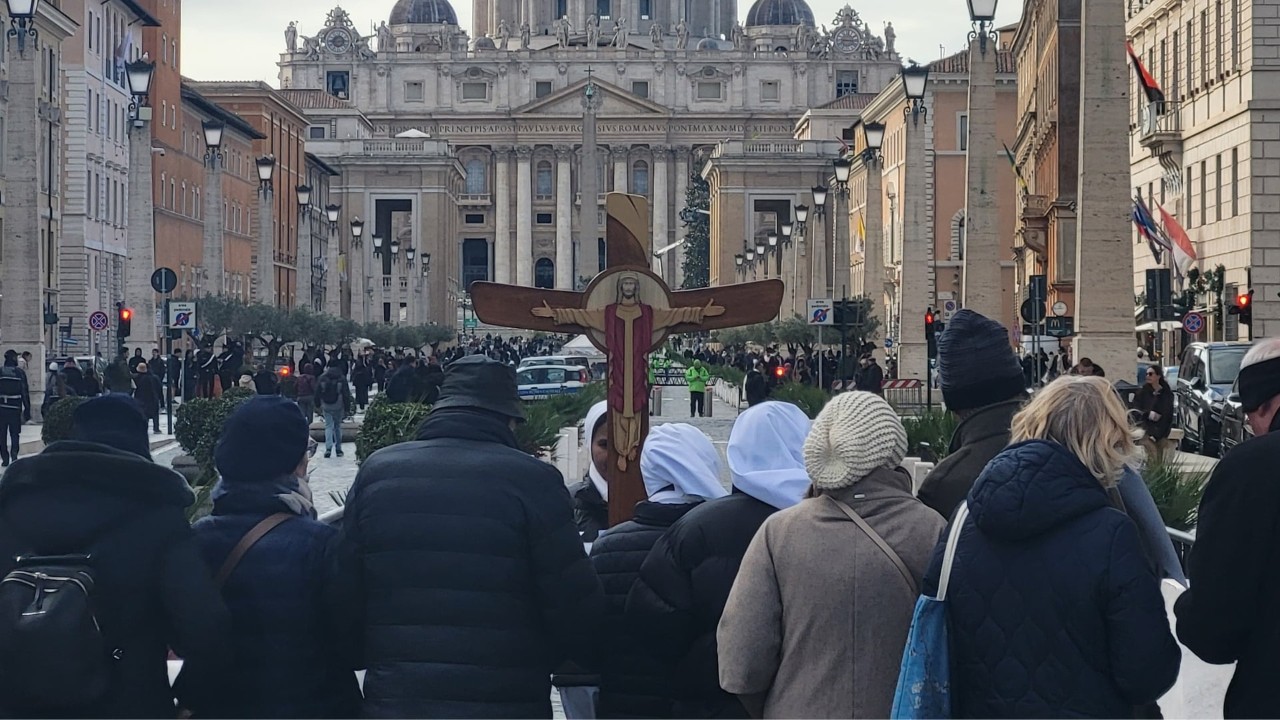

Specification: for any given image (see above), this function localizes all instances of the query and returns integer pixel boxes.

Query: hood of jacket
[416,407,521,450]
[967,439,1114,541]
[948,398,1024,455]
[0,441,194,547]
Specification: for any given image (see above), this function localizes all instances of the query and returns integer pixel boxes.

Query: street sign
[806,298,835,325]
[60,337,80,346]
[1029,274,1047,302]
[1045,316,1075,338]
[88,311,109,331]
[1020,298,1046,324]
[942,299,958,320]
[168,301,197,330]
[151,267,178,295]
[1182,311,1205,335]
[1052,301,1068,317]
[884,338,894,349]
[464,317,478,330]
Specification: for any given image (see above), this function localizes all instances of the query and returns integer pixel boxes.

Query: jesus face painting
[617,275,641,304]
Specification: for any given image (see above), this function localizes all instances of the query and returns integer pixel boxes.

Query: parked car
[519,355,591,370]
[1218,377,1254,455]
[516,364,590,400]
[1176,341,1251,455]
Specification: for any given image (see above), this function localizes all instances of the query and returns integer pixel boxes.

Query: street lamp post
[350,218,366,322]
[124,56,157,351]
[811,184,830,296]
[255,155,276,305]
[860,121,886,359]
[900,62,932,381]
[832,156,853,303]
[296,184,312,310]
[5,0,40,55]
[963,0,1003,319]
[201,120,227,295]
[324,204,341,315]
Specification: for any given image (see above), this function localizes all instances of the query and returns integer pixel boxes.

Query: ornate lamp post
[967,0,999,54]
[859,120,887,354]
[255,155,276,304]
[962,0,1002,319]
[123,55,158,349]
[899,62,932,380]
[296,184,313,309]
[350,217,367,323]
[201,120,227,295]
[4,0,40,55]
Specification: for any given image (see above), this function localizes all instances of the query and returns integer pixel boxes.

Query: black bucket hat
[432,355,526,420]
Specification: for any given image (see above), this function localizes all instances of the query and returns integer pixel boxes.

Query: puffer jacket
[590,500,702,718]
[570,479,609,542]
[923,440,1181,718]
[186,480,361,718]
[331,408,605,718]
[626,492,777,718]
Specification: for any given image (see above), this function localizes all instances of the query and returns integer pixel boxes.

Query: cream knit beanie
[804,391,907,489]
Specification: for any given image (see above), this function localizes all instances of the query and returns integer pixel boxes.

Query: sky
[181,0,1024,85]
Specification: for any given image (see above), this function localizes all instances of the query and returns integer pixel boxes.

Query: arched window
[536,160,553,197]
[465,158,487,194]
[535,257,555,289]
[632,160,650,195]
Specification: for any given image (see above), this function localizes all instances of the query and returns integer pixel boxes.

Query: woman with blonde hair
[921,375,1181,718]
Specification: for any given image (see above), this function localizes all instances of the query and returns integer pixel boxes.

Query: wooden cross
[471,193,783,525]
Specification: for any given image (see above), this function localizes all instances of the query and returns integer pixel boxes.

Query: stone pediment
[515,78,670,117]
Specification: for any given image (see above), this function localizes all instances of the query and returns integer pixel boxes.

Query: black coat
[923,440,1180,718]
[0,442,233,718]
[1133,381,1175,440]
[570,479,609,542]
[589,501,701,719]
[1175,426,1280,718]
[918,399,1023,518]
[332,408,605,717]
[132,373,163,417]
[185,484,361,718]
[626,492,778,719]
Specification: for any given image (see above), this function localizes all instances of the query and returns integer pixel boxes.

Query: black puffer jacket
[626,492,777,719]
[570,479,609,541]
[332,408,605,718]
[923,440,1180,718]
[0,442,233,718]
[590,500,702,718]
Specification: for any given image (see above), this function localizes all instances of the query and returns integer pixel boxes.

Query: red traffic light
[278,366,292,377]
[119,308,132,320]
[774,366,786,378]
[1238,293,1251,308]
[925,311,935,325]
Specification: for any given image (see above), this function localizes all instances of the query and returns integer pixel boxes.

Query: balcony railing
[458,193,491,206]
[1021,194,1050,220]
[1138,102,1183,156]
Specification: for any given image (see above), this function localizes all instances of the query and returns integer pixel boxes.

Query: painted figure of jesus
[533,272,724,469]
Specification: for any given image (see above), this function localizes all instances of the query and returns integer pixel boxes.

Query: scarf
[640,423,729,504]
[582,401,609,501]
[727,401,812,510]
[211,471,316,519]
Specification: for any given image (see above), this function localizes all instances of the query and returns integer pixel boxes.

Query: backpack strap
[825,495,920,596]
[214,513,293,588]
[936,502,970,602]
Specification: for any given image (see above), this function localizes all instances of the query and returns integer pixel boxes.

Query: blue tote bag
[890,502,968,720]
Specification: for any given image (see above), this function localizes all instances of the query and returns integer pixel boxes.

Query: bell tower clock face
[832,26,862,54]
[324,28,353,54]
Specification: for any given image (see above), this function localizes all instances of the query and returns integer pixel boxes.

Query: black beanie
[938,309,1027,412]
[215,396,309,482]
[72,394,152,460]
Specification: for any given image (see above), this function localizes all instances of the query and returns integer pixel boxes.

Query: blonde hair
[1010,375,1141,487]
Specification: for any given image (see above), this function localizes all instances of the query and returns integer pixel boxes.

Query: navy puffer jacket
[923,440,1180,718]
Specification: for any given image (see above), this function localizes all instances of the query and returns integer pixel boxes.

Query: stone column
[516,146,534,285]
[493,147,513,284]
[126,114,158,351]
[833,189,851,298]
[863,156,885,357]
[612,145,628,193]
[1,42,46,396]
[962,35,1001,319]
[256,190,275,304]
[326,225,340,316]
[898,119,930,381]
[1072,0,1137,374]
[673,148,689,287]
[652,146,670,281]
[202,158,225,295]
[555,145,574,288]
[296,208,312,309]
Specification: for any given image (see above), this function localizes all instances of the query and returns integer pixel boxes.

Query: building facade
[282,0,907,325]
[1127,0,1268,340]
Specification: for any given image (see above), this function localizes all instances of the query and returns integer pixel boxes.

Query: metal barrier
[1168,527,1194,577]
[881,379,927,415]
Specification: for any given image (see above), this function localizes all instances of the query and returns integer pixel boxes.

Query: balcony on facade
[1019,194,1051,256]
[458,193,492,206]
[1137,102,1182,158]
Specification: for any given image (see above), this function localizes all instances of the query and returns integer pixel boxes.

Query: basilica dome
[390,0,459,25]
[743,0,815,27]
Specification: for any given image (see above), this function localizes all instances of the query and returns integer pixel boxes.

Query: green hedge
[901,410,959,461]
[41,396,87,445]
[770,382,830,419]
[174,387,255,486]
[355,396,432,463]
[1141,456,1208,531]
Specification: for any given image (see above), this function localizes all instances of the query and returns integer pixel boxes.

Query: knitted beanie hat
[803,391,907,489]
[938,309,1026,412]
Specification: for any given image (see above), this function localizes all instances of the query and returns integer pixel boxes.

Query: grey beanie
[938,309,1026,412]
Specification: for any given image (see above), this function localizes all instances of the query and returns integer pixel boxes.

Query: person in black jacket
[183,396,360,718]
[253,364,280,396]
[1133,364,1175,452]
[744,361,768,406]
[132,360,164,433]
[569,401,610,541]
[0,395,232,717]
[331,355,604,717]
[924,376,1180,718]
[590,423,728,718]
[0,350,31,466]
[351,356,373,410]
[626,402,812,718]
[1176,339,1280,718]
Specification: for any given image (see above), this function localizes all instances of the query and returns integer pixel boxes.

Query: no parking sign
[1182,311,1205,335]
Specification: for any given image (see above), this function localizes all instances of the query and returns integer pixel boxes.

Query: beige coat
[717,467,945,719]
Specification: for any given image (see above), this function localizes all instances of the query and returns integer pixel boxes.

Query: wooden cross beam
[471,193,783,525]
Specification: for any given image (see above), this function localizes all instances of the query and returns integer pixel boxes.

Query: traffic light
[278,365,292,378]
[116,302,133,339]
[926,307,938,359]
[1229,290,1253,325]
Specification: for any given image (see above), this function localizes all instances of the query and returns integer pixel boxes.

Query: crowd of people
[1,310,1277,718]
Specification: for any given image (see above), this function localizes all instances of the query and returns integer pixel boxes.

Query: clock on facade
[831,26,862,54]
[325,28,353,54]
